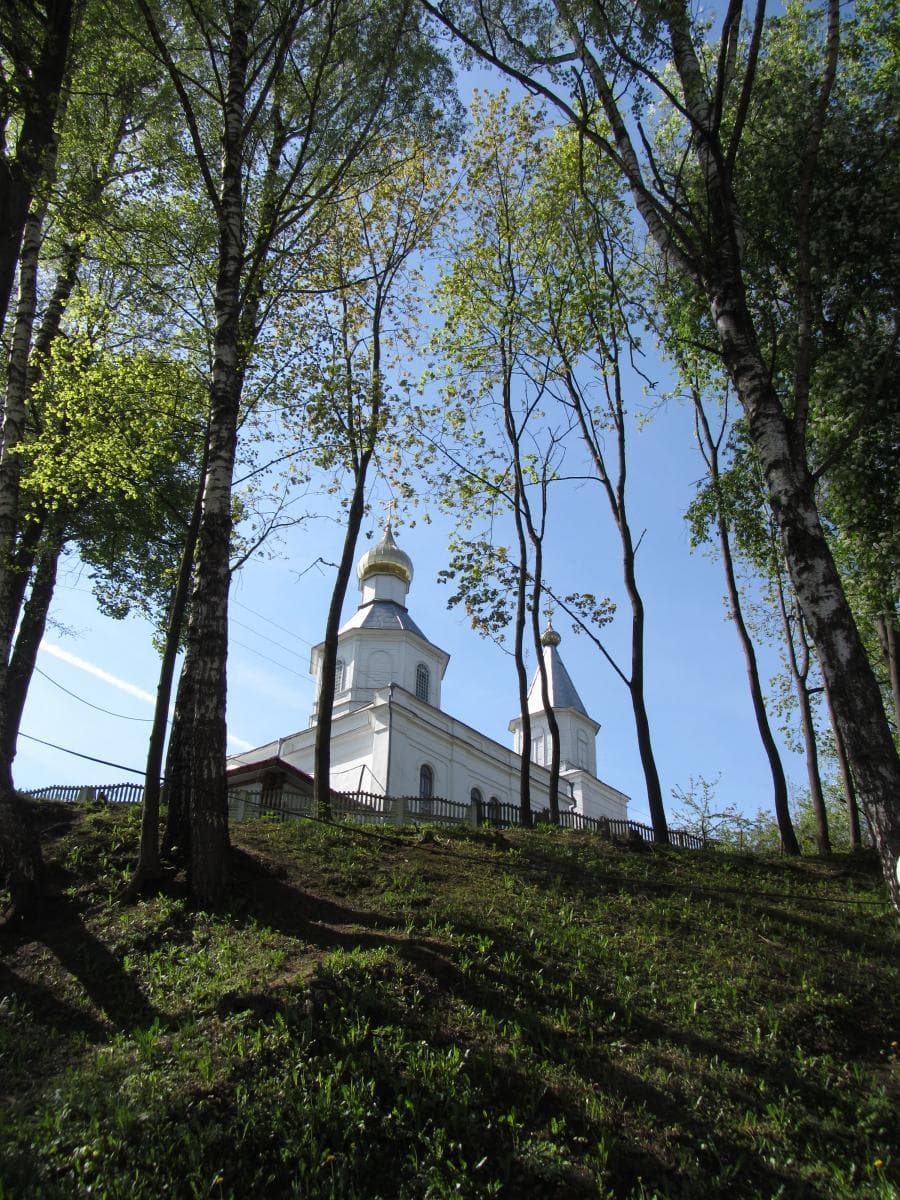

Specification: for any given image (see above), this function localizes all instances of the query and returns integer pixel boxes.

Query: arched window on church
[415,662,430,703]
[334,658,345,693]
[470,787,483,822]
[419,764,434,799]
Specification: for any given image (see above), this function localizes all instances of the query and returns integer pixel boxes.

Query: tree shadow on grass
[208,848,812,1200]
[1,893,160,1036]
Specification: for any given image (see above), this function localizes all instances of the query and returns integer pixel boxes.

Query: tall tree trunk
[511,484,533,826]
[528,542,560,823]
[0,206,49,682]
[314,290,384,820]
[0,203,50,915]
[621,530,668,843]
[561,354,668,843]
[796,681,829,855]
[186,8,255,907]
[313,465,371,820]
[875,612,900,738]
[161,628,199,862]
[129,449,206,894]
[3,526,65,762]
[823,673,862,852]
[716,509,799,853]
[694,396,799,853]
[0,522,64,916]
[774,576,830,855]
[0,0,74,332]
[0,179,80,916]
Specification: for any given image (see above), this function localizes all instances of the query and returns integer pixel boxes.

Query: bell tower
[508,624,601,774]
[308,526,449,720]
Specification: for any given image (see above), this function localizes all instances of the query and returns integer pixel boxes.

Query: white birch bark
[186,4,251,906]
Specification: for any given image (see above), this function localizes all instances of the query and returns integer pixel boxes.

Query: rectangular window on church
[578,731,589,769]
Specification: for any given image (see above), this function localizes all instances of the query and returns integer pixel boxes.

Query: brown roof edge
[226,756,314,789]
[226,756,346,801]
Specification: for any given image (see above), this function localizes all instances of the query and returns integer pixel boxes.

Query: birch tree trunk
[0,204,49,914]
[187,9,252,907]
[162,628,198,862]
[313,291,384,820]
[711,290,898,885]
[0,0,74,332]
[563,364,668,843]
[511,480,533,826]
[776,594,830,855]
[529,557,561,823]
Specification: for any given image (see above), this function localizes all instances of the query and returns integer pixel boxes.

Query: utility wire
[19,733,147,776]
[35,665,156,722]
[230,638,311,680]
[230,616,310,664]
[232,597,314,648]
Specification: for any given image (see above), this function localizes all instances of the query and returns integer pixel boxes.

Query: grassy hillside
[1,801,897,1199]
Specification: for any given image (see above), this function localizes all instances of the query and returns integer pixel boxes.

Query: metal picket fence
[25,782,147,806]
[228,784,709,848]
[27,780,710,849]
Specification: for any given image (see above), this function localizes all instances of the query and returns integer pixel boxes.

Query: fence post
[466,800,479,829]
[392,794,407,827]
[232,790,248,822]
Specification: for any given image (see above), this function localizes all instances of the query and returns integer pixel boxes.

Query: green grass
[0,802,897,1198]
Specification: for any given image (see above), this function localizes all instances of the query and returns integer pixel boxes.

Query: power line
[19,733,148,776]
[230,637,311,680]
[232,597,314,648]
[230,616,310,664]
[35,665,156,722]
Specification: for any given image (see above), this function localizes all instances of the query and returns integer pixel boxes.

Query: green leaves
[20,327,202,517]
[438,537,521,639]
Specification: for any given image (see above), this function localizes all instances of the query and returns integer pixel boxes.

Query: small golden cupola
[356,524,414,605]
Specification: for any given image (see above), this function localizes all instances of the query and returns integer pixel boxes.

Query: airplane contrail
[39,642,157,705]
[38,641,255,751]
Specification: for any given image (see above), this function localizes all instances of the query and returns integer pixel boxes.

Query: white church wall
[566,771,628,821]
[272,705,392,796]
[385,692,572,812]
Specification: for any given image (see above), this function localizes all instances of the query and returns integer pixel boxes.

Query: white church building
[227,528,628,822]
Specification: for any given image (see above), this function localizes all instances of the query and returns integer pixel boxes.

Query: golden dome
[356,524,413,586]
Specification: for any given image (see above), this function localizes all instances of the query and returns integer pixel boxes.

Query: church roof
[338,598,428,639]
[527,640,590,717]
